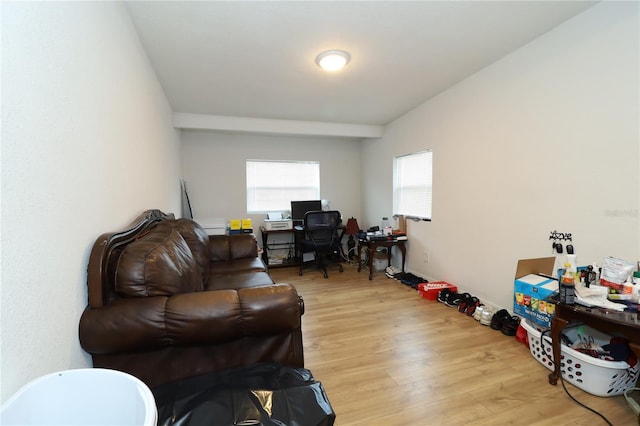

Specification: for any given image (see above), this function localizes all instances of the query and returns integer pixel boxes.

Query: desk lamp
[345,217,360,260]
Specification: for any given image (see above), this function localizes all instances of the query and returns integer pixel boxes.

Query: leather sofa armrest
[236,284,302,336]
[79,284,302,355]
[79,296,168,354]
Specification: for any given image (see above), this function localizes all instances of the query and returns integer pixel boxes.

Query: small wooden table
[548,303,640,386]
[356,238,406,280]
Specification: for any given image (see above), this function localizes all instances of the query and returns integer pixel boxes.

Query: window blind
[246,160,320,213]
[393,150,433,220]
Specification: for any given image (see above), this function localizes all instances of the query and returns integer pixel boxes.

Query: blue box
[513,257,557,328]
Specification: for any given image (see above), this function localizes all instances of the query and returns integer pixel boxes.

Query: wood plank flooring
[269,263,638,426]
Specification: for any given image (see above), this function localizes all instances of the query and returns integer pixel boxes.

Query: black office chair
[299,210,344,278]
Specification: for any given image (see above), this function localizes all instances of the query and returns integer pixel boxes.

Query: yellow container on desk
[229,219,241,230]
[242,219,252,229]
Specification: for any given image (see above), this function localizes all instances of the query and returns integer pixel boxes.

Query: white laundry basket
[1,368,157,425]
[521,319,640,397]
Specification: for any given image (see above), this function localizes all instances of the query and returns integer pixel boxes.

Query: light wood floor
[269,263,638,426]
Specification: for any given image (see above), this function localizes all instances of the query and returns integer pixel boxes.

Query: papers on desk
[575,285,628,311]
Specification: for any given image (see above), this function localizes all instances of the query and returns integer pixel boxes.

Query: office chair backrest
[303,210,341,249]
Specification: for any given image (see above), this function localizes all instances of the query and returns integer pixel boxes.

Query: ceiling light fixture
[315,50,351,72]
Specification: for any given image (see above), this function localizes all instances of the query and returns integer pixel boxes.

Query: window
[246,160,320,213]
[393,150,433,220]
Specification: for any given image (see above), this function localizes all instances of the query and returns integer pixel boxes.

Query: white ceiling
[125,1,597,135]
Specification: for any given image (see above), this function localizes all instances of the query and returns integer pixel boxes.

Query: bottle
[566,254,578,283]
[560,263,576,304]
[584,265,594,288]
[592,262,600,284]
[623,276,634,295]
[381,217,392,236]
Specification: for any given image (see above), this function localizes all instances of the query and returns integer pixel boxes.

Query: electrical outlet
[423,251,429,263]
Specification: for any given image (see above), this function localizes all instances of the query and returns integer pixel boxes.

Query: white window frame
[246,160,320,214]
[393,150,433,221]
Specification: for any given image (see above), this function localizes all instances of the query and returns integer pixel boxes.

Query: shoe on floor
[400,273,426,288]
[385,266,402,278]
[501,315,521,336]
[473,305,485,321]
[490,309,511,331]
[438,288,459,306]
[457,293,472,313]
[437,288,452,304]
[465,296,481,316]
[391,272,405,281]
[457,293,480,316]
[480,307,496,326]
[443,291,461,308]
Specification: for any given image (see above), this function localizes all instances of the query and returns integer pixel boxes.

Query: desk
[357,238,406,280]
[548,303,640,388]
[259,226,299,268]
[259,225,345,268]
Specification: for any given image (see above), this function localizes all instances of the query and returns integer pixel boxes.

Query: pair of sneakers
[400,273,426,288]
[478,306,495,326]
[457,293,481,316]
[489,309,520,336]
[437,288,461,307]
[387,268,427,289]
[385,266,402,279]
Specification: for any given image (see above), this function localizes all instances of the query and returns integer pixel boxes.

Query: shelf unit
[259,226,300,268]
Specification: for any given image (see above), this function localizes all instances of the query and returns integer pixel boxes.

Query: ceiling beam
[173,113,384,139]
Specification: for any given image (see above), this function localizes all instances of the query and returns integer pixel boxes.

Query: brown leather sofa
[79,210,304,388]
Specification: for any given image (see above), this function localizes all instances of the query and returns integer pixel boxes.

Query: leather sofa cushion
[116,225,203,297]
[209,234,257,261]
[210,258,266,275]
[206,271,274,291]
[158,219,210,283]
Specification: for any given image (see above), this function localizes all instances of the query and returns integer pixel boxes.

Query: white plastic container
[0,368,157,425]
[194,217,226,235]
[521,319,640,397]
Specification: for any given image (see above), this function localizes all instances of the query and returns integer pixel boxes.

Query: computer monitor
[290,200,322,225]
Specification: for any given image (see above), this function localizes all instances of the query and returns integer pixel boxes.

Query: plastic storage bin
[521,319,640,397]
[0,368,157,425]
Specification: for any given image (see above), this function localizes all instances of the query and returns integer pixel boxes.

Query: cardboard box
[513,257,557,328]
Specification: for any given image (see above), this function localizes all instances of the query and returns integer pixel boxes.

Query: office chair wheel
[338,264,344,273]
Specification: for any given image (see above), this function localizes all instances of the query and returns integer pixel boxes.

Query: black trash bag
[153,362,336,426]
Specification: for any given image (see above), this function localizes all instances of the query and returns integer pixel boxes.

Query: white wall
[1,2,181,401]
[361,1,639,309]
[180,131,362,235]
